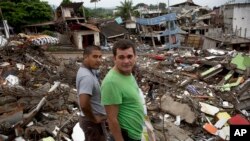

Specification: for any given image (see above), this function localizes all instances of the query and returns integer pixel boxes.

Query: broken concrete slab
[154,120,194,141]
[199,102,220,116]
[160,95,196,124]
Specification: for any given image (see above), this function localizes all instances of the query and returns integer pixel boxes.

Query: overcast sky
[42,0,248,8]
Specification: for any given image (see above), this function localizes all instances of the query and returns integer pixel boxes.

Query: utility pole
[0,8,9,39]
[168,0,171,49]
[0,8,3,20]
[81,0,86,22]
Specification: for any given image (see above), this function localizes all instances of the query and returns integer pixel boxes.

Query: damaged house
[174,6,212,35]
[202,2,250,53]
[22,2,131,50]
[100,21,128,47]
[169,0,226,49]
[136,13,181,49]
[222,2,250,39]
[55,2,100,49]
[23,2,100,49]
[203,29,250,52]
[170,0,201,14]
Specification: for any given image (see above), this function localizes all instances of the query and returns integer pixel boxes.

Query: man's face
[85,50,102,69]
[113,47,136,75]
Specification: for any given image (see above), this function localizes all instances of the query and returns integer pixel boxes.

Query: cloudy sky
[42,0,247,8]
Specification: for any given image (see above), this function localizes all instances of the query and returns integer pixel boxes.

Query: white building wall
[125,23,136,29]
[233,5,250,38]
[63,8,73,18]
[223,5,234,34]
[94,32,100,46]
[73,31,100,49]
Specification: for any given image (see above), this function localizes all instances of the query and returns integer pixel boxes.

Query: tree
[159,3,166,10]
[134,3,148,9]
[60,0,72,5]
[83,7,113,19]
[148,4,157,9]
[6,0,40,3]
[116,0,135,20]
[0,0,53,31]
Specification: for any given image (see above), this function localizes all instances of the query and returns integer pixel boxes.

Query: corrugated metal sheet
[100,22,128,39]
[136,13,177,25]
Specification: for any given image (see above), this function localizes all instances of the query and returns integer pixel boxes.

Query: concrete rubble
[0,31,250,141]
[0,0,250,140]
[0,36,80,140]
[101,45,250,140]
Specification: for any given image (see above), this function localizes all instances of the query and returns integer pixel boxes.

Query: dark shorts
[79,116,105,141]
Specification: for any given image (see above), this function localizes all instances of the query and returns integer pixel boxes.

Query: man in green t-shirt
[101,39,144,141]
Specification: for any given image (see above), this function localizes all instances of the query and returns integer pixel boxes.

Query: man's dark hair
[83,46,101,56]
[112,39,136,56]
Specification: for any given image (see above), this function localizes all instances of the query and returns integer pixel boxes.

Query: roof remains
[100,22,128,39]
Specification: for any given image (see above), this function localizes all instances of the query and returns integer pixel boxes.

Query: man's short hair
[112,39,136,56]
[83,46,101,56]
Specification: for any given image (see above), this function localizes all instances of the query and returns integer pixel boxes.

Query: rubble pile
[0,40,249,141]
[101,48,250,141]
[0,46,79,140]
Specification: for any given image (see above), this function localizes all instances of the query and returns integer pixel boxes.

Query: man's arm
[79,94,105,123]
[105,105,124,141]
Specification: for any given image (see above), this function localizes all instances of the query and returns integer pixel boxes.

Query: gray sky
[42,0,247,8]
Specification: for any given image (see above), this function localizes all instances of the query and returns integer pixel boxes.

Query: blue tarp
[160,27,180,36]
[135,13,177,25]
[115,17,123,24]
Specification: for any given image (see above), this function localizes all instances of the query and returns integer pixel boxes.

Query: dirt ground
[48,51,113,59]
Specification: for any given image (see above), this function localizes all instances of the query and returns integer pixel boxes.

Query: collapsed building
[22,2,130,50]
[0,0,250,141]
[136,13,181,50]
[1,34,249,140]
[0,41,79,140]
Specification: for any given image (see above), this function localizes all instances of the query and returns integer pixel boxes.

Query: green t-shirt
[101,69,144,140]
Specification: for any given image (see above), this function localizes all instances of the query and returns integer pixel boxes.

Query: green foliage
[0,0,53,31]
[61,0,72,5]
[148,4,158,9]
[83,7,91,18]
[159,3,166,10]
[4,0,40,3]
[84,7,113,19]
[42,30,56,37]
[134,3,148,9]
[116,0,135,20]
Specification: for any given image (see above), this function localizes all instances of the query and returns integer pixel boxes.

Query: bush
[42,30,56,37]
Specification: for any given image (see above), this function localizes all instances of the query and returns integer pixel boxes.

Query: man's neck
[113,66,131,76]
[82,62,90,69]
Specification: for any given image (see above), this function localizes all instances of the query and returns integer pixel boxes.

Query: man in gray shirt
[76,46,106,141]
